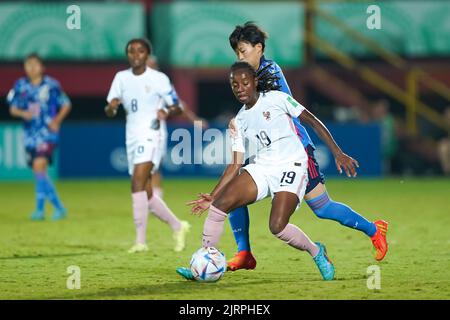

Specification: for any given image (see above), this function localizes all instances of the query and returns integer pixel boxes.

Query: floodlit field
[0,178,449,300]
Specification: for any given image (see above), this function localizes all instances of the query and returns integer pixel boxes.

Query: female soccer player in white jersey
[176,23,388,281]
[105,38,190,253]
[224,22,387,271]
[185,62,336,281]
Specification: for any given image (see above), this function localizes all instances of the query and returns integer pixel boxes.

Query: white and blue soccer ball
[190,247,226,282]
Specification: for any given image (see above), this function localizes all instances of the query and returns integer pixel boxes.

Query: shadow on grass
[49,279,276,300]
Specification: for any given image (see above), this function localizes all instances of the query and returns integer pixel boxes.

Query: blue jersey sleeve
[6,79,26,109]
[49,78,71,110]
[57,90,71,109]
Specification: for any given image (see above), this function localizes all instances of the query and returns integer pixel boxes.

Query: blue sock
[228,206,251,252]
[306,192,377,237]
[35,173,47,212]
[43,175,64,211]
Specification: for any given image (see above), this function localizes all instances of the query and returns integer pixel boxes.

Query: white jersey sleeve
[279,92,305,118]
[156,73,179,107]
[106,73,122,103]
[230,118,245,153]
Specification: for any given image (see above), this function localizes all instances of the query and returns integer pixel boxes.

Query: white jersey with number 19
[231,90,308,167]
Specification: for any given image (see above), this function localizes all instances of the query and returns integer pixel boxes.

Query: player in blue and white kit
[7,53,71,221]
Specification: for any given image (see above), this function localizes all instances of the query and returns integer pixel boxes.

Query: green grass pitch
[0,178,449,300]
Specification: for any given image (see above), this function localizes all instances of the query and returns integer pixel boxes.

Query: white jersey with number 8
[107,67,179,174]
[107,66,178,142]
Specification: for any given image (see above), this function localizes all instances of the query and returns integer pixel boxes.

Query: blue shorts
[305,144,325,194]
[25,142,56,167]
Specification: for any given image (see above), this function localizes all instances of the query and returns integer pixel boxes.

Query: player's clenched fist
[104,98,120,117]
[157,109,169,120]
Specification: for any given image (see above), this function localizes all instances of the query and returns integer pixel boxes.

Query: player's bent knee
[32,160,47,173]
[212,198,233,214]
[269,220,288,235]
[131,178,147,193]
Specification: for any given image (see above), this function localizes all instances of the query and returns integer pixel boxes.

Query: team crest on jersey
[145,85,151,93]
[263,111,271,121]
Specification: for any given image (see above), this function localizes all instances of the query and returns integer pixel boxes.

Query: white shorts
[159,127,168,161]
[243,162,309,204]
[126,132,164,176]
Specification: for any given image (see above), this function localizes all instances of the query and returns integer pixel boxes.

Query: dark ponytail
[256,63,281,92]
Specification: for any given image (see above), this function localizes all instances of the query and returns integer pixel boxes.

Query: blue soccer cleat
[30,210,45,221]
[176,267,196,281]
[52,208,67,221]
[313,242,335,281]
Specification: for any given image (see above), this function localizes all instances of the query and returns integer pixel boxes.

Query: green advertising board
[151,1,304,67]
[316,0,450,57]
[0,2,145,60]
[0,124,58,180]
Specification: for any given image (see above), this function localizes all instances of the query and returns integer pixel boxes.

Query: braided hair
[230,61,281,93]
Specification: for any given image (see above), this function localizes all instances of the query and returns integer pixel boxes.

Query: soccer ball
[190,247,226,282]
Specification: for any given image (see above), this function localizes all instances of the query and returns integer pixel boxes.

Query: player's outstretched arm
[105,98,120,118]
[187,151,244,215]
[180,100,209,129]
[299,109,359,177]
[210,151,245,199]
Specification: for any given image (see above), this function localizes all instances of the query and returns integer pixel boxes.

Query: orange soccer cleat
[370,220,389,261]
[227,250,257,271]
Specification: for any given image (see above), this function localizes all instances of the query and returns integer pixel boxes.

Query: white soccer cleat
[173,221,191,252]
[127,243,149,253]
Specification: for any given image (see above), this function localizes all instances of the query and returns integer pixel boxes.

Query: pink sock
[153,187,163,199]
[275,224,319,257]
[132,191,149,244]
[202,205,228,248]
[148,193,181,231]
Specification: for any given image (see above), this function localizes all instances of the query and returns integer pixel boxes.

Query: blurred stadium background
[1,0,449,180]
[0,0,449,300]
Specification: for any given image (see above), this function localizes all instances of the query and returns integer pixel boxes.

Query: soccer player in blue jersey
[176,22,388,280]
[7,53,71,221]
